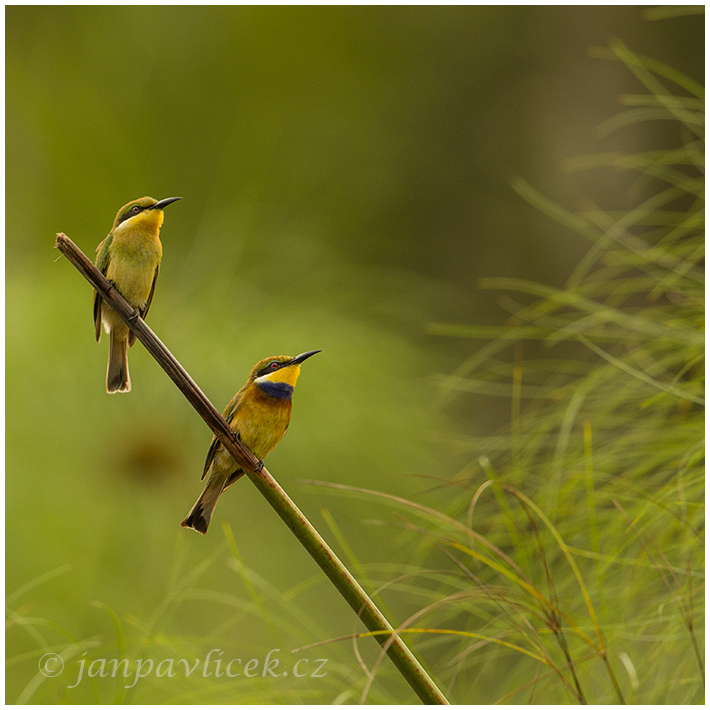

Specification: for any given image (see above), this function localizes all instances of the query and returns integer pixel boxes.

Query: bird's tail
[180,475,228,534]
[107,333,130,393]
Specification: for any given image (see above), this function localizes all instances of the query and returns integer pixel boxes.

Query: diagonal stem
[54,232,450,705]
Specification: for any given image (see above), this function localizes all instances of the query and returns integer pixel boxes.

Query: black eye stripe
[258,361,285,377]
[117,205,144,224]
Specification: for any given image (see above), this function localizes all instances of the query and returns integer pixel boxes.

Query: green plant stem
[54,232,450,705]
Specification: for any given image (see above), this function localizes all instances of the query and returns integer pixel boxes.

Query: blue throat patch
[257,380,294,400]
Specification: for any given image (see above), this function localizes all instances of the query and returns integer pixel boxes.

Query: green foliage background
[6,6,704,704]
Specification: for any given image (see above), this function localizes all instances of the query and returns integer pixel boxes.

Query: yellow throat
[257,364,301,388]
[113,208,164,236]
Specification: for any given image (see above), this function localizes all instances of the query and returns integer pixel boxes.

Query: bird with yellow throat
[181,350,320,534]
[93,196,181,393]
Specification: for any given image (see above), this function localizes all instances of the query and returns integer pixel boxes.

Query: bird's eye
[270,362,280,370]
[132,206,141,213]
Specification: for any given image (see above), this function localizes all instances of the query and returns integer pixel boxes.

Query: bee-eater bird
[181,350,321,534]
[93,196,181,393]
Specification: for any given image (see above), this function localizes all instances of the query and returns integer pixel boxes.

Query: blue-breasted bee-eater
[93,196,181,393]
[181,350,320,534]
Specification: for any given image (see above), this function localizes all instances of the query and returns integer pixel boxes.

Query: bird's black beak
[290,350,321,366]
[150,196,182,210]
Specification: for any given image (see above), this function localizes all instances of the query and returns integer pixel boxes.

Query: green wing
[141,264,159,319]
[93,234,113,342]
[127,264,159,347]
[221,388,243,424]
[201,389,245,479]
[201,435,221,479]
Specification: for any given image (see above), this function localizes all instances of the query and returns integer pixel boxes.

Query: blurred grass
[323,41,703,704]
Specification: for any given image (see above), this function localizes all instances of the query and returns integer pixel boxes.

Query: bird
[93,195,181,393]
[181,350,320,534]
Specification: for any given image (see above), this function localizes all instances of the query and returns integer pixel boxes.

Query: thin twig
[54,232,450,705]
